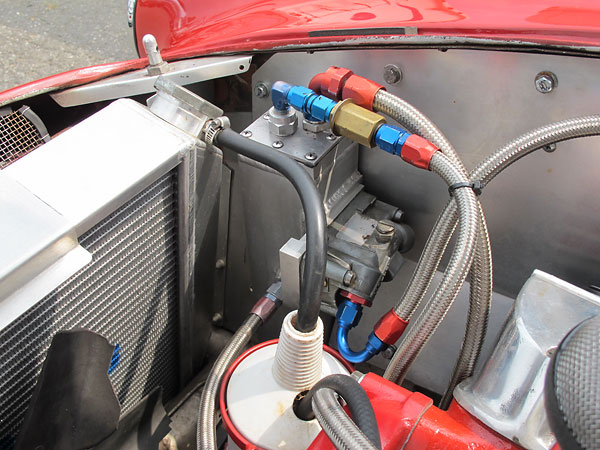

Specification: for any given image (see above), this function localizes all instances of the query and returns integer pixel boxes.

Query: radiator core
[0,171,180,449]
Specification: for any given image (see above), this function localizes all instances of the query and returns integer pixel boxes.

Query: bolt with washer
[535,72,557,94]
[254,82,269,98]
[383,64,403,85]
[375,220,395,243]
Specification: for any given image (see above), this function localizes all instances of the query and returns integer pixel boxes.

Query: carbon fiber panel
[0,171,179,449]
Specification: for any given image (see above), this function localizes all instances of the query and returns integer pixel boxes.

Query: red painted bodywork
[2,1,600,105]
[308,372,523,450]
[0,59,146,107]
[135,0,600,60]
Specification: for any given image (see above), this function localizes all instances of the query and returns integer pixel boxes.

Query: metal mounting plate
[51,55,252,107]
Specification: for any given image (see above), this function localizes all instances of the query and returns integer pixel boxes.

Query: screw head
[263,113,269,120]
[215,258,226,269]
[326,133,337,141]
[241,130,252,137]
[272,140,284,148]
[212,313,223,325]
[383,64,403,85]
[544,143,557,153]
[254,82,269,98]
[535,72,557,94]
[305,152,317,160]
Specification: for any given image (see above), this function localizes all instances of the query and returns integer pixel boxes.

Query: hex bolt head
[342,270,356,287]
[254,82,269,98]
[391,209,404,223]
[382,345,397,360]
[383,64,403,85]
[272,140,284,148]
[305,152,317,160]
[535,72,557,94]
[241,130,253,137]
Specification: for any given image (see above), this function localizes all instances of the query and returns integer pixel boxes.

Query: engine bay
[0,45,599,450]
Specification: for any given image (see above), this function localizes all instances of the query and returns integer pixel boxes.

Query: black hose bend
[215,128,327,332]
[294,374,381,449]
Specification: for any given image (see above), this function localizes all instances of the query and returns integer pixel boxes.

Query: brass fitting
[330,99,386,147]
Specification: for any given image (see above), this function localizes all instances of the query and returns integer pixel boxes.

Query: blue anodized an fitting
[374,124,412,156]
[271,81,338,122]
[336,300,388,364]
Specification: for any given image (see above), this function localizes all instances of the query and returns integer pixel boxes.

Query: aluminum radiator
[0,172,179,448]
[0,99,219,448]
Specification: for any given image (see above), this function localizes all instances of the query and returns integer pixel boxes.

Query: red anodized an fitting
[373,309,409,345]
[401,134,439,170]
[309,66,385,110]
[338,289,372,307]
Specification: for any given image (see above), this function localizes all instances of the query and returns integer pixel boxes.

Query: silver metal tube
[196,313,263,450]
[312,388,379,450]
[383,152,480,384]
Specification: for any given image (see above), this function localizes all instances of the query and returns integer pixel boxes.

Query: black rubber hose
[215,128,327,332]
[294,374,381,449]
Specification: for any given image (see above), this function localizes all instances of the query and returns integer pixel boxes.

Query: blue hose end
[335,300,388,364]
[271,81,293,110]
[336,300,363,328]
[375,124,411,156]
[366,331,387,355]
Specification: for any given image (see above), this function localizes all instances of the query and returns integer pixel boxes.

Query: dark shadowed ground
[0,0,137,92]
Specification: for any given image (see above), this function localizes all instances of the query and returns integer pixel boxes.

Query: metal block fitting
[268,106,298,137]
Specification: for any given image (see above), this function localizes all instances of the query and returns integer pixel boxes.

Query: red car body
[2,0,600,106]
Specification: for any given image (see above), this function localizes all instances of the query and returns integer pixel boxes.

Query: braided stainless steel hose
[312,387,379,450]
[374,90,491,388]
[433,115,600,406]
[439,204,492,408]
[383,152,480,384]
[197,314,262,450]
